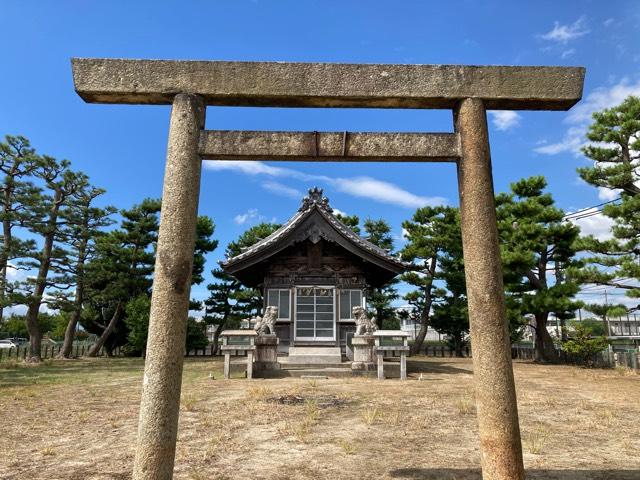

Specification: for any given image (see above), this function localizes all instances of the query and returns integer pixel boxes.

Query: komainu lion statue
[353,306,377,336]
[254,306,278,336]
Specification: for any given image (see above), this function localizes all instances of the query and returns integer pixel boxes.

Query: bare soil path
[0,357,638,480]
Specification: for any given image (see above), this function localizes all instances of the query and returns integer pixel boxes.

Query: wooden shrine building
[221,187,408,356]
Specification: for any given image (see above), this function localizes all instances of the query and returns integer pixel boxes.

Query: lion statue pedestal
[351,306,378,375]
[252,306,280,376]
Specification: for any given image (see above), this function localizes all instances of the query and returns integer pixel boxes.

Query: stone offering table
[254,334,280,374]
[220,330,257,379]
[351,335,376,374]
[373,330,410,380]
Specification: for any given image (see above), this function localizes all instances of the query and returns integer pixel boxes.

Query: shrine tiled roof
[221,187,410,271]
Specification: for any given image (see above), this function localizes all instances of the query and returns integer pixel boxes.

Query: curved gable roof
[221,187,409,280]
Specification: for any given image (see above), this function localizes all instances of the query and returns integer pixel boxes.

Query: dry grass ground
[0,356,638,480]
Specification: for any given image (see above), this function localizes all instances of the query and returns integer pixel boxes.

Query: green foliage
[0,313,64,340]
[497,176,582,362]
[400,206,462,351]
[363,218,399,329]
[124,295,151,354]
[577,318,607,337]
[578,96,640,194]
[186,317,208,351]
[334,213,360,235]
[575,96,640,307]
[204,223,280,351]
[562,321,609,366]
[0,136,41,316]
[431,296,468,355]
[192,216,218,286]
[81,198,160,351]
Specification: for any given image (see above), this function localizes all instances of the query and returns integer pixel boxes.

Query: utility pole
[604,289,611,337]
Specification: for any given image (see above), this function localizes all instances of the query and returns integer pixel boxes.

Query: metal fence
[0,344,120,361]
[422,344,640,371]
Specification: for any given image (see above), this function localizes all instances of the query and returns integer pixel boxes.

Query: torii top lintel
[71,58,585,110]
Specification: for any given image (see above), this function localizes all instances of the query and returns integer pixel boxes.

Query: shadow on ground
[389,468,640,480]
[407,359,472,375]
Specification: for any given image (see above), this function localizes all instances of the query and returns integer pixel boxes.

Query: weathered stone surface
[199,130,460,162]
[351,335,376,371]
[455,98,525,480]
[71,58,585,110]
[132,94,205,480]
[254,334,279,371]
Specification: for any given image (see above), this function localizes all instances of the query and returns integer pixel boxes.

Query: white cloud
[332,176,444,209]
[234,208,263,225]
[539,17,589,44]
[489,111,521,131]
[569,210,614,240]
[603,18,614,28]
[261,181,303,199]
[597,187,621,201]
[561,48,576,59]
[566,78,640,124]
[204,160,446,209]
[6,263,19,281]
[206,160,307,180]
[534,77,640,156]
[534,126,585,155]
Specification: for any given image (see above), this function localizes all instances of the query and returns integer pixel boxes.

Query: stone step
[284,367,352,378]
[281,362,348,369]
[288,346,341,355]
[286,346,342,365]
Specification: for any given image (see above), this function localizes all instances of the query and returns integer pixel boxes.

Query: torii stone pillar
[133,94,205,479]
[71,58,584,480]
[455,98,524,478]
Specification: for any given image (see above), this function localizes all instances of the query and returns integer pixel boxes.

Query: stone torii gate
[71,59,585,480]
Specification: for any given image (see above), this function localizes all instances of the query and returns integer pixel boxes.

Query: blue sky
[1,1,639,305]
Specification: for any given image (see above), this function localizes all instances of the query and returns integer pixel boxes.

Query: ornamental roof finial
[299,186,332,212]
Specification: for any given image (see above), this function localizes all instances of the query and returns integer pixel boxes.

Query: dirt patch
[268,393,350,408]
[0,357,639,479]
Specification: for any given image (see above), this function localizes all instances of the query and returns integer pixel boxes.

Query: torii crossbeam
[71,58,585,480]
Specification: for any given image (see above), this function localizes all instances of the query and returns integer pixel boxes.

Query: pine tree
[204,223,280,353]
[335,212,361,234]
[362,218,399,328]
[19,156,87,361]
[83,199,160,356]
[0,135,41,321]
[400,206,461,354]
[576,96,640,310]
[55,186,115,358]
[429,210,468,356]
[496,176,582,363]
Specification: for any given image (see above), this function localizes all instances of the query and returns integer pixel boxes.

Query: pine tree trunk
[560,317,568,342]
[411,322,429,356]
[0,181,15,324]
[86,303,122,357]
[24,191,61,362]
[58,219,89,359]
[534,312,559,363]
[454,337,464,357]
[59,309,80,359]
[410,258,437,355]
[211,319,227,356]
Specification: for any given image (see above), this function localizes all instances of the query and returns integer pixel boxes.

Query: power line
[563,197,621,220]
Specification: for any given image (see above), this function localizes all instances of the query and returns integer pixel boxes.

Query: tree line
[1,96,638,363]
